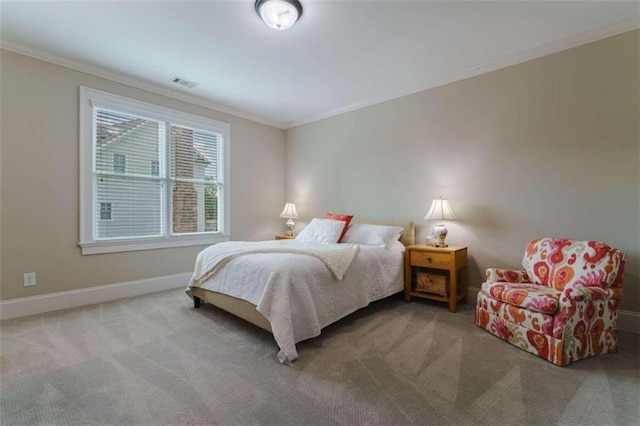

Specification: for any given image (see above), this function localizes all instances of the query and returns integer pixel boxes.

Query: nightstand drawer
[411,250,450,269]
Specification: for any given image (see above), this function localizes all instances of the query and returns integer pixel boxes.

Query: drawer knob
[427,257,432,262]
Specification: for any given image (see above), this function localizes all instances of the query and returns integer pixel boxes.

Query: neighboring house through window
[99,202,112,220]
[113,153,126,174]
[79,87,230,255]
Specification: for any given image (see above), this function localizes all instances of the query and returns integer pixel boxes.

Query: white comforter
[187,240,405,362]
[192,240,360,285]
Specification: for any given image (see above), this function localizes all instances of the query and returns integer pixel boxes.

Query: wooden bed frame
[192,220,415,332]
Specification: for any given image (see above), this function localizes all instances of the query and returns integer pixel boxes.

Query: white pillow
[295,218,346,244]
[341,223,403,246]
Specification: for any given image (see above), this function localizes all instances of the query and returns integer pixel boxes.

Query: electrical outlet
[23,272,36,287]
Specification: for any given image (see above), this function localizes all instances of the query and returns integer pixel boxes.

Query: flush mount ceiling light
[255,0,303,30]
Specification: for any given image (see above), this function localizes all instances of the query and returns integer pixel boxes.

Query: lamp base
[285,219,296,237]
[432,222,448,248]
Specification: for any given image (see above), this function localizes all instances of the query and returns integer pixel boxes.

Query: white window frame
[79,87,231,255]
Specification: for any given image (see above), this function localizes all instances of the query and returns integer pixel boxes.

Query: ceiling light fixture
[255,0,303,31]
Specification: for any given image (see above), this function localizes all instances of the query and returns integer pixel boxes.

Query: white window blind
[95,109,164,239]
[170,125,221,235]
[79,87,230,255]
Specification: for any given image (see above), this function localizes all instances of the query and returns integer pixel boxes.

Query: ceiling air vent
[171,76,199,89]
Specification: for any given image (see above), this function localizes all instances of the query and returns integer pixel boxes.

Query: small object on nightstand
[425,234,436,246]
[275,234,296,240]
[404,244,468,313]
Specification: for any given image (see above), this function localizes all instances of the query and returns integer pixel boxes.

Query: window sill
[79,234,230,255]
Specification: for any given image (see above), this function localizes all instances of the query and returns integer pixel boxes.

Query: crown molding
[2,15,638,131]
[285,16,640,129]
[0,40,287,130]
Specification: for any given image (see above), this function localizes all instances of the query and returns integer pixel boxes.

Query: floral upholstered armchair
[475,238,626,366]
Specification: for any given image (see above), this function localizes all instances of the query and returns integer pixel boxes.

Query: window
[79,87,230,255]
[113,153,126,174]
[99,202,112,220]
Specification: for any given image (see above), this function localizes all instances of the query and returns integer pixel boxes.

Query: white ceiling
[1,1,639,128]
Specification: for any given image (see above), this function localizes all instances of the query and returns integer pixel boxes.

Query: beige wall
[0,50,286,300]
[286,30,640,313]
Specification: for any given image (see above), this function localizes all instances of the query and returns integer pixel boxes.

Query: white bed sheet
[188,240,405,362]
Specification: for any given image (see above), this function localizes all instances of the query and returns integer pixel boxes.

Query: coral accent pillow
[325,213,353,243]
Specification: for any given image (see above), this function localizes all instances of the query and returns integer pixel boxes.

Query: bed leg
[194,296,202,308]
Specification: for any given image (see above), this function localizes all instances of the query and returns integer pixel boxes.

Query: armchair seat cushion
[477,292,555,336]
[481,281,561,314]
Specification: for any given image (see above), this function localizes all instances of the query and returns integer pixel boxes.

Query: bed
[187,220,415,362]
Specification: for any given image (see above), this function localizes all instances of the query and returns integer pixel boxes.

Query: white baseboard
[0,272,192,321]
[467,287,640,335]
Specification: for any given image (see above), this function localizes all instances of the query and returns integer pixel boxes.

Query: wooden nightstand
[404,245,468,313]
[275,234,296,240]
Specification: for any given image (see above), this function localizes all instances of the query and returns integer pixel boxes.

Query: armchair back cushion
[522,238,624,291]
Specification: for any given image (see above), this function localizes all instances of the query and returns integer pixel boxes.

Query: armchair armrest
[561,284,619,303]
[485,268,530,283]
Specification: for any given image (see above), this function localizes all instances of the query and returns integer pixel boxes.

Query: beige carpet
[1,288,639,425]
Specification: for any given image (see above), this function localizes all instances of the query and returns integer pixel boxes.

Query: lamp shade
[255,0,303,31]
[423,197,456,221]
[279,203,299,219]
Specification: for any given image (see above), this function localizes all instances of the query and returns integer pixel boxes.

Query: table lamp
[423,196,456,247]
[279,202,300,236]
